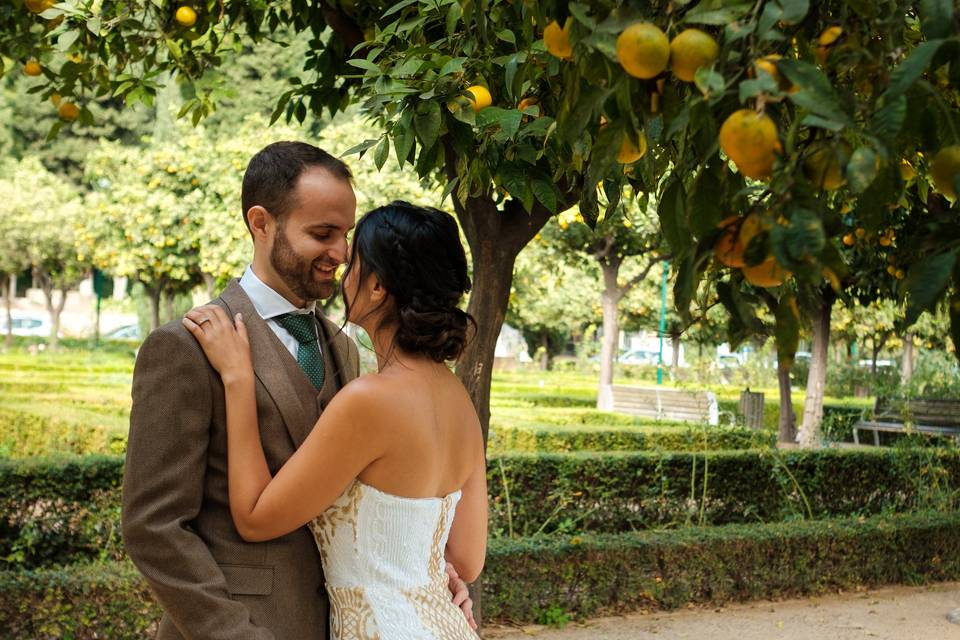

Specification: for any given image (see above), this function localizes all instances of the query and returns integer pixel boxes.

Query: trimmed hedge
[4,449,960,567]
[488,423,774,453]
[0,408,128,459]
[2,510,959,637]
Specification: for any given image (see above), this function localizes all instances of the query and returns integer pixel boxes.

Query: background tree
[1,157,87,349]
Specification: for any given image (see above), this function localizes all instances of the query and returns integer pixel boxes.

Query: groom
[122,141,473,639]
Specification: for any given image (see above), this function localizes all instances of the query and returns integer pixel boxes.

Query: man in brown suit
[122,142,473,639]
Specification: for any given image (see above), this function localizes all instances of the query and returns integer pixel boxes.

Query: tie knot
[275,313,318,345]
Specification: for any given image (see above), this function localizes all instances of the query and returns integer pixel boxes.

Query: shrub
[488,423,773,453]
[0,408,127,458]
[5,449,959,567]
[3,511,959,637]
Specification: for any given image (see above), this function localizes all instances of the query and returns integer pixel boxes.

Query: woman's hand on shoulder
[182,305,253,384]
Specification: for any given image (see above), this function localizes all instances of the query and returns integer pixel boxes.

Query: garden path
[485,582,960,640]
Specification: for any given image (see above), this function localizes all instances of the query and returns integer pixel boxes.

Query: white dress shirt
[238,266,320,360]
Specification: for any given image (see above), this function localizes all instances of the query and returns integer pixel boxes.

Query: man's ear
[247,206,273,240]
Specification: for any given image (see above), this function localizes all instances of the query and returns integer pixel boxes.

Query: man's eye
[312,233,330,241]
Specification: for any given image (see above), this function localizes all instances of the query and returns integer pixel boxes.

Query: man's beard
[270,225,336,302]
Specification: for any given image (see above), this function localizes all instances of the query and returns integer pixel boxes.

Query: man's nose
[330,236,348,264]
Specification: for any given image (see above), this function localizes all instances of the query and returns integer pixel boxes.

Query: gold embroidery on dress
[309,480,363,566]
[402,495,476,639]
[328,585,380,640]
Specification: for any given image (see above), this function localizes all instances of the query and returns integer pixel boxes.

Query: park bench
[852,397,960,446]
[598,384,720,425]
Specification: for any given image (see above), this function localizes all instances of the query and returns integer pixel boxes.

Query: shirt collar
[239,265,317,320]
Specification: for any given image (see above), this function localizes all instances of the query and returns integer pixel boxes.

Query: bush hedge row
[488,423,773,453]
[4,448,959,567]
[0,408,127,459]
[2,510,958,637]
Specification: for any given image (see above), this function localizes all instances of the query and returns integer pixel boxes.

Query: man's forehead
[303,220,355,231]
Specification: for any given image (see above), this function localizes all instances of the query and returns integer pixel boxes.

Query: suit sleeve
[122,326,274,640]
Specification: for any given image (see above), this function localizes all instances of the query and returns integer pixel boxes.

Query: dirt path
[484,582,960,640]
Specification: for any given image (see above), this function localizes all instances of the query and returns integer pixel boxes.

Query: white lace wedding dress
[309,479,479,640]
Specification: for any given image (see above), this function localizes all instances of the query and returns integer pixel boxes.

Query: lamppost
[656,260,668,385]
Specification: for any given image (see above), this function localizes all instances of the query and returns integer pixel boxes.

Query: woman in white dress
[183,201,487,639]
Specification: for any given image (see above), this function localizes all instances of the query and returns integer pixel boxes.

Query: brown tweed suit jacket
[122,280,360,640]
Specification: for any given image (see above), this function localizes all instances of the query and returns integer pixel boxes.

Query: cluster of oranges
[713,215,788,288]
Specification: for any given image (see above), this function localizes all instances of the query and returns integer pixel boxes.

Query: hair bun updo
[342,200,475,363]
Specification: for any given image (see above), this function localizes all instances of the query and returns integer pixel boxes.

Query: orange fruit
[931,145,960,200]
[465,85,492,112]
[24,59,42,76]
[854,227,866,239]
[50,92,61,106]
[714,216,746,267]
[669,29,719,83]
[616,22,670,79]
[544,19,573,60]
[175,5,197,27]
[617,132,647,164]
[58,101,80,121]
[802,139,852,190]
[719,109,781,179]
[842,233,855,247]
[816,26,843,65]
[742,256,787,287]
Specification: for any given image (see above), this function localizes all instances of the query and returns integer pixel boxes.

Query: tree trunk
[3,274,13,348]
[538,331,550,371]
[670,333,681,372]
[163,289,176,324]
[450,193,552,444]
[203,273,217,300]
[598,258,622,399]
[145,284,163,332]
[902,332,914,385]
[798,293,834,448]
[777,362,797,444]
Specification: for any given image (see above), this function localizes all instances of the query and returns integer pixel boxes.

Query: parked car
[0,314,52,337]
[618,349,662,366]
[103,324,142,341]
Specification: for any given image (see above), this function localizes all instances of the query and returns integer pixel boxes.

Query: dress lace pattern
[310,480,478,640]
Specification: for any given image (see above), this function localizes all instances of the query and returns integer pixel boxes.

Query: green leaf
[439,57,465,76]
[920,0,954,41]
[374,136,389,171]
[884,40,944,101]
[531,179,558,214]
[846,147,878,193]
[341,139,381,157]
[694,68,725,97]
[346,58,381,74]
[780,60,852,126]
[776,0,810,24]
[869,95,907,144]
[800,114,845,132]
[383,0,418,18]
[477,107,523,141]
[446,2,462,36]
[58,30,79,52]
[394,108,415,167]
[771,208,824,267]
[905,252,957,325]
[687,162,723,239]
[658,178,690,259]
[683,2,752,25]
[774,294,800,365]
[496,29,516,45]
[414,101,442,151]
[440,176,459,206]
[499,162,534,212]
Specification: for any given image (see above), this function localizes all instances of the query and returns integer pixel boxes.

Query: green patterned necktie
[275,313,325,390]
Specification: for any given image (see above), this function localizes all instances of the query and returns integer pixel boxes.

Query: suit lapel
[219,280,312,449]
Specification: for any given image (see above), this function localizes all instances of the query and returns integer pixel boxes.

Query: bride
[183,201,487,639]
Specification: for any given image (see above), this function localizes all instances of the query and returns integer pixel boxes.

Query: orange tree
[4,1,960,443]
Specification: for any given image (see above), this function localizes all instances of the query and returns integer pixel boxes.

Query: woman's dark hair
[342,201,475,363]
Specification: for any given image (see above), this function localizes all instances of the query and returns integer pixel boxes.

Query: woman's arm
[444,441,488,583]
[183,305,384,542]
